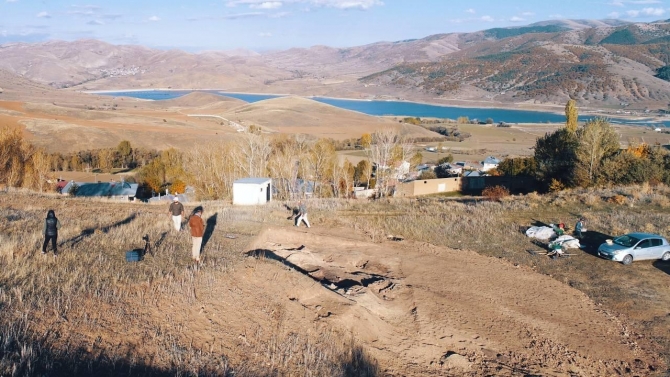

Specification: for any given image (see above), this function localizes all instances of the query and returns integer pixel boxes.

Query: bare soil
[241,226,659,376]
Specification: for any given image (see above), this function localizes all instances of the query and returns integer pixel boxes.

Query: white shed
[233,178,272,205]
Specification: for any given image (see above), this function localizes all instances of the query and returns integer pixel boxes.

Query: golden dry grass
[2,185,670,375]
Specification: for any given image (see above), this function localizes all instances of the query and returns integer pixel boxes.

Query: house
[442,163,462,175]
[233,178,272,205]
[463,170,483,177]
[482,156,500,172]
[62,180,139,200]
[654,127,662,132]
[395,177,462,197]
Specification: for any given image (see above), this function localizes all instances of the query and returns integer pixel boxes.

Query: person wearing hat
[168,196,184,231]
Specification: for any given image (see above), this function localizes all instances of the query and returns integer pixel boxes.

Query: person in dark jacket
[42,209,61,255]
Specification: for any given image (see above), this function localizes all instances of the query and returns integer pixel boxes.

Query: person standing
[575,218,585,239]
[295,200,311,228]
[189,208,205,263]
[168,196,184,231]
[42,210,61,256]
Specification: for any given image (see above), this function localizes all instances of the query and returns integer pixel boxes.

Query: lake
[98,90,670,127]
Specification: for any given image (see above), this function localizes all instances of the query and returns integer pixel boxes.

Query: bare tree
[575,118,620,186]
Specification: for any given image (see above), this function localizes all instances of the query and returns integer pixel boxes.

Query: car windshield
[613,235,640,247]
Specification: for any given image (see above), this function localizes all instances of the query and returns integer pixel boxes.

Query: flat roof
[234,178,272,185]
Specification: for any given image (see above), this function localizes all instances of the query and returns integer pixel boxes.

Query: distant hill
[2,19,670,107]
[360,21,670,106]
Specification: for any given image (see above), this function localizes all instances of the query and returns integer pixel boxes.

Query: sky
[0,0,669,52]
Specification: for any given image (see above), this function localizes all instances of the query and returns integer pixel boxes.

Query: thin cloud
[36,11,52,19]
[608,11,621,18]
[222,12,265,19]
[481,15,494,22]
[148,16,161,21]
[609,0,661,5]
[465,8,475,14]
[626,7,665,16]
[509,16,525,22]
[87,19,104,25]
[258,32,273,37]
[521,11,535,16]
[100,14,123,20]
[6,0,19,3]
[250,1,283,9]
[227,0,383,10]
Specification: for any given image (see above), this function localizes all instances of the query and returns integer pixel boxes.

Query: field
[1,186,670,376]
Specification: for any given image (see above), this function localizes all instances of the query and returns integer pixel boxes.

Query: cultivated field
[1,186,669,376]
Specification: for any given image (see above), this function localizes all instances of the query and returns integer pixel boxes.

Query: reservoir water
[99,90,670,127]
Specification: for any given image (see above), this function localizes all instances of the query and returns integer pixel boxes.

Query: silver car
[598,233,670,265]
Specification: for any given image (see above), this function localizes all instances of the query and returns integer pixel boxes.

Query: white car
[598,233,670,265]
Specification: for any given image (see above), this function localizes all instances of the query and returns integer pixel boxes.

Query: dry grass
[0,192,377,376]
[301,185,670,370]
[3,185,670,375]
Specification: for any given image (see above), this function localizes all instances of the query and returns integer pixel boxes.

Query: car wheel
[662,252,670,262]
[622,254,633,265]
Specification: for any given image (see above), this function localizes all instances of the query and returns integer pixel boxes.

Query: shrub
[482,185,510,201]
[418,170,437,180]
[607,194,627,205]
[548,179,565,192]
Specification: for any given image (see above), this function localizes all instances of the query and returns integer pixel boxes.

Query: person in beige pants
[189,208,205,263]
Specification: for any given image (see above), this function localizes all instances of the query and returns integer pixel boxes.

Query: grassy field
[1,186,670,375]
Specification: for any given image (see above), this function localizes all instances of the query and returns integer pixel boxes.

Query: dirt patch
[242,226,659,376]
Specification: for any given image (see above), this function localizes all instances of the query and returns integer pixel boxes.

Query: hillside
[2,20,670,107]
[221,96,439,139]
[1,189,668,376]
[360,21,670,106]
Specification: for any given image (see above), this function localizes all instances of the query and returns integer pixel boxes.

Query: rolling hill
[220,96,439,140]
[2,19,670,107]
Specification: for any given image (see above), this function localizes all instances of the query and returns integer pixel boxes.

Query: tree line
[136,129,421,200]
[494,100,670,190]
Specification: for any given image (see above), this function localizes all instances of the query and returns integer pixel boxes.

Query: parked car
[598,233,670,265]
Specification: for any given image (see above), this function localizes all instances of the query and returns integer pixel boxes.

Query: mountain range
[1,19,669,108]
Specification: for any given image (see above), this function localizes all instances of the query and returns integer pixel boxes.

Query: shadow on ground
[654,260,670,276]
[203,213,218,250]
[61,213,138,248]
[579,231,612,258]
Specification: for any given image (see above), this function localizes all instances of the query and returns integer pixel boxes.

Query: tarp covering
[550,235,581,249]
[525,226,556,241]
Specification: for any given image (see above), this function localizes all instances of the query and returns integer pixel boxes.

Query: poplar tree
[565,99,578,133]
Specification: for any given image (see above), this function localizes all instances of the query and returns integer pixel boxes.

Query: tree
[31,150,52,192]
[534,128,579,188]
[306,139,337,197]
[574,118,620,186]
[355,160,372,189]
[496,157,537,176]
[565,99,578,133]
[409,151,423,169]
[117,140,133,168]
[437,154,454,165]
[98,149,114,173]
[418,170,437,180]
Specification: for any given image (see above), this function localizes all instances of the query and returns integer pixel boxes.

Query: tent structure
[233,178,272,205]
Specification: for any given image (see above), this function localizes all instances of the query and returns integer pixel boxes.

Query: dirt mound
[244,226,657,376]
[223,96,438,140]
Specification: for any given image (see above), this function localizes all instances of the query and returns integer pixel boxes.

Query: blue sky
[1,0,668,51]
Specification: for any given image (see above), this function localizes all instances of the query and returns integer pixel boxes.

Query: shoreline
[82,88,669,126]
